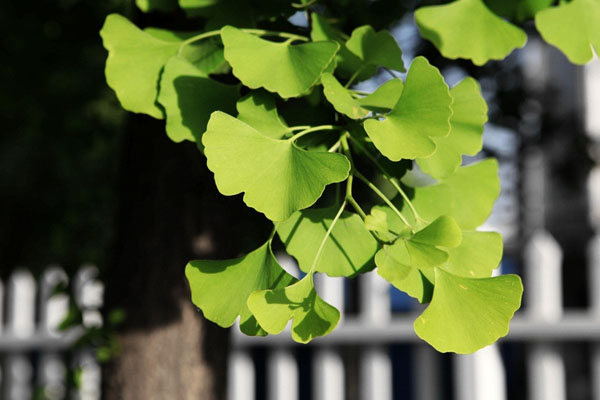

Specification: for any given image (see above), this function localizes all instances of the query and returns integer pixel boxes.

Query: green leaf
[310,14,376,81]
[485,0,553,21]
[185,241,297,335]
[221,26,339,98]
[443,231,503,278]
[376,216,462,302]
[136,0,178,12]
[345,25,405,72]
[535,0,600,64]
[236,90,288,139]
[157,56,239,144]
[415,0,527,66]
[321,74,404,119]
[414,268,522,353]
[100,14,183,118]
[417,77,488,179]
[407,159,500,229]
[247,275,341,343]
[183,39,229,75]
[277,207,379,277]
[203,112,350,221]
[363,56,453,161]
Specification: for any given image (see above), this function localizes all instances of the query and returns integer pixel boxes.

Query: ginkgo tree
[100,0,597,353]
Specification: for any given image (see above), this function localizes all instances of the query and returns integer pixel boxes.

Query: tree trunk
[102,115,269,399]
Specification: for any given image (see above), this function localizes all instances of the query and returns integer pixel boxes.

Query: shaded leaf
[221,26,339,98]
[185,242,297,335]
[535,0,600,64]
[345,25,405,72]
[247,275,340,343]
[414,268,522,353]
[485,0,553,21]
[364,56,453,161]
[277,207,379,277]
[100,14,182,118]
[158,56,239,144]
[203,112,350,221]
[417,77,488,179]
[236,90,288,139]
[136,0,178,12]
[415,0,527,65]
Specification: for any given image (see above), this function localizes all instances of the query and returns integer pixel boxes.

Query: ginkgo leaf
[535,0,600,64]
[407,159,500,229]
[100,14,183,118]
[181,38,229,75]
[185,241,297,335]
[277,207,379,277]
[485,0,553,21]
[322,74,404,119]
[236,90,288,139]
[414,268,522,353]
[363,56,453,161]
[221,26,339,98]
[443,231,503,278]
[310,14,376,81]
[376,216,462,302]
[247,274,341,343]
[415,0,527,66]
[203,112,350,221]
[417,77,488,179]
[136,0,177,13]
[158,56,239,144]
[345,25,405,72]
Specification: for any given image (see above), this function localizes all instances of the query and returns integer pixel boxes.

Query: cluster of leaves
[97,0,596,354]
[416,0,600,65]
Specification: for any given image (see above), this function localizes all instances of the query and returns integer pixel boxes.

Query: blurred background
[0,0,599,399]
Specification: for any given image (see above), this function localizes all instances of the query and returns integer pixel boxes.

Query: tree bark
[102,115,269,399]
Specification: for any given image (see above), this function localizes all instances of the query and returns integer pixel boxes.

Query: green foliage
[99,0,590,353]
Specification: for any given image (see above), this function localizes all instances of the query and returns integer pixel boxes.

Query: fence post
[313,274,345,400]
[228,349,255,400]
[525,231,566,400]
[4,269,36,400]
[359,272,392,400]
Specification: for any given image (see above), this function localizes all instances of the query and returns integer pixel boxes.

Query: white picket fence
[0,265,103,400]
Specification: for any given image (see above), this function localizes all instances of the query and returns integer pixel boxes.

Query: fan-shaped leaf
[535,0,600,64]
[158,56,239,144]
[236,90,288,139]
[415,0,527,66]
[185,242,297,336]
[277,207,378,277]
[100,14,183,118]
[203,112,350,221]
[247,275,341,343]
[414,268,522,353]
[364,56,453,161]
[444,231,503,278]
[221,26,339,98]
[417,77,488,179]
[345,25,405,72]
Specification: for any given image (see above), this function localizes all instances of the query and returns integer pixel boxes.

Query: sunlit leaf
[443,231,503,278]
[345,25,405,72]
[100,14,183,118]
[414,268,522,353]
[221,26,339,98]
[203,112,350,221]
[415,0,527,65]
[247,274,340,343]
[406,159,500,229]
[158,56,239,144]
[236,90,288,139]
[277,207,379,277]
[185,241,297,335]
[364,56,453,161]
[535,0,600,64]
[417,77,488,179]
[376,216,462,302]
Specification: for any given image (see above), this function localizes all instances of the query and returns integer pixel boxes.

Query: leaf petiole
[179,29,309,54]
[308,200,347,274]
[289,125,339,142]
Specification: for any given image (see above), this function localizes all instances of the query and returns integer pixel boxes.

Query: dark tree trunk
[102,115,269,399]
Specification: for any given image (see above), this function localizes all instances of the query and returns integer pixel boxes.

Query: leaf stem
[289,125,338,142]
[268,223,279,241]
[347,135,422,222]
[353,169,411,227]
[344,66,365,89]
[288,125,312,132]
[340,135,367,220]
[308,200,347,273]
